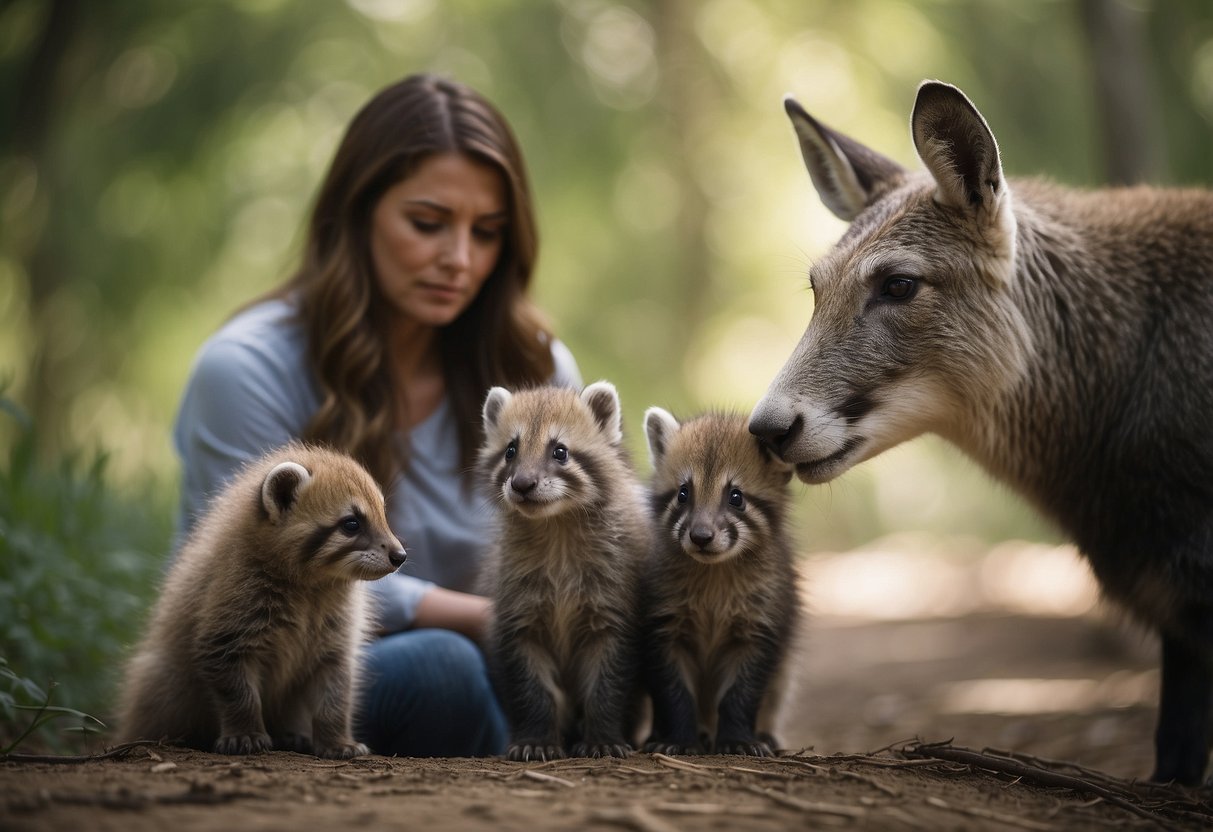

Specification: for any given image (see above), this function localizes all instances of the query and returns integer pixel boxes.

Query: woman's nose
[440,227,472,270]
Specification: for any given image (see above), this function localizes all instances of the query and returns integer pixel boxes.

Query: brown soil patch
[4,611,1211,830]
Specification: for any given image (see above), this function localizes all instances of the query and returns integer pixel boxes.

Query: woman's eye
[729,489,745,509]
[881,275,917,301]
[505,443,517,461]
[552,445,568,463]
[473,225,504,243]
[339,516,361,535]
[677,484,689,504]
[411,218,442,234]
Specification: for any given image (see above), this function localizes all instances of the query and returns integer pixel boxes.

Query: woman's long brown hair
[269,74,555,486]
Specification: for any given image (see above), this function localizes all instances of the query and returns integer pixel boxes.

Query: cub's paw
[273,733,314,754]
[214,732,272,755]
[571,740,632,759]
[316,741,370,760]
[643,739,704,756]
[506,742,565,762]
[715,737,775,757]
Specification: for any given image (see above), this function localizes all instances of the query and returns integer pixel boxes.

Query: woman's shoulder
[196,298,307,371]
[186,297,314,402]
[548,337,583,388]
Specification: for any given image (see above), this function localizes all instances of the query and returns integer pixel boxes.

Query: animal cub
[642,409,799,757]
[117,443,406,758]
[479,382,648,761]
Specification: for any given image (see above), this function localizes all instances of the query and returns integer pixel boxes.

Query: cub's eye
[552,444,569,463]
[729,489,745,509]
[881,275,917,301]
[339,515,361,535]
[505,442,517,461]
[677,484,689,504]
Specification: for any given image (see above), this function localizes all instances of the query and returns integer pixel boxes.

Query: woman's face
[369,152,508,329]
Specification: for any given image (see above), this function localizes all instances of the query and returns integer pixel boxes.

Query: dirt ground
[4,551,1213,831]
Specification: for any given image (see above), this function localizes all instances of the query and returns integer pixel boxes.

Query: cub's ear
[482,386,512,433]
[911,80,1007,222]
[643,407,680,469]
[262,461,312,522]
[581,381,623,445]
[754,435,795,484]
[786,95,906,222]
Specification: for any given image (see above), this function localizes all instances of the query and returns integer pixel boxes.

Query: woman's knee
[357,629,506,757]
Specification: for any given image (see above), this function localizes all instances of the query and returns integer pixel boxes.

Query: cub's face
[646,409,791,565]
[480,382,624,520]
[260,450,407,582]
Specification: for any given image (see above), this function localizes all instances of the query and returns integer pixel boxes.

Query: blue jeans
[355,629,507,757]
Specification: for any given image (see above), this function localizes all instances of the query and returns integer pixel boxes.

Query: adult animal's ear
[786,96,906,222]
[581,381,623,446]
[482,386,512,433]
[262,461,312,523]
[643,407,680,469]
[911,81,1007,222]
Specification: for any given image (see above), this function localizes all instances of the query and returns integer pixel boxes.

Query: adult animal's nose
[749,411,803,458]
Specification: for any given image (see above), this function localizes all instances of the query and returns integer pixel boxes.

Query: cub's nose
[511,474,538,495]
[689,525,716,548]
[388,547,407,568]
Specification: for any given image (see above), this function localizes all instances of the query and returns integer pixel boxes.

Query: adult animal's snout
[511,473,538,495]
[749,412,803,458]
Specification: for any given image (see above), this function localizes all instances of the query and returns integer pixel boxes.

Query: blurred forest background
[2,0,1211,744]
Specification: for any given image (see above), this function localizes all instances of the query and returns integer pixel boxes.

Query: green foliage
[0,656,105,754]
[1,0,1210,554]
[0,395,171,749]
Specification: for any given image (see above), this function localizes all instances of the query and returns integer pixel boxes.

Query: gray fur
[642,410,799,757]
[478,383,649,761]
[750,80,1213,784]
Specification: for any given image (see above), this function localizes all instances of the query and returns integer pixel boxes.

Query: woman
[173,74,581,756]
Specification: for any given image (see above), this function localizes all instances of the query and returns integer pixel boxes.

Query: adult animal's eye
[339,515,361,535]
[552,444,569,463]
[505,442,517,461]
[677,484,689,504]
[729,488,745,509]
[881,275,917,301]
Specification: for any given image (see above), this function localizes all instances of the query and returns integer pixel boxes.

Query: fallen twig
[589,804,682,832]
[741,784,866,819]
[650,801,767,816]
[0,740,164,765]
[925,794,1057,831]
[901,740,1194,828]
[649,753,713,776]
[522,769,576,788]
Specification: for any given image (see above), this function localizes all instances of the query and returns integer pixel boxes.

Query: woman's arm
[412,587,492,644]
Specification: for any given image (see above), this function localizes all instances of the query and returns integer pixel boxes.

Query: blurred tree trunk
[654,0,713,349]
[1078,0,1165,185]
[5,0,83,447]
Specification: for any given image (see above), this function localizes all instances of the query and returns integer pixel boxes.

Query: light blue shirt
[172,298,581,632]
